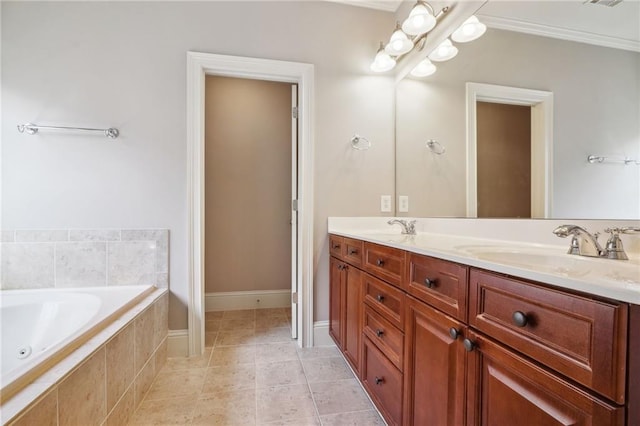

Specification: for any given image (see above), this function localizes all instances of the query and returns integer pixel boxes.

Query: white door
[291,84,299,339]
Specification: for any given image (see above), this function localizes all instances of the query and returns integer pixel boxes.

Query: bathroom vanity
[328,219,640,426]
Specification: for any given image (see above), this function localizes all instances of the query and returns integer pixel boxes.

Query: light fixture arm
[411,5,450,51]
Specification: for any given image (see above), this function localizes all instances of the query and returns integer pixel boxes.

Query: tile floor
[128,308,385,425]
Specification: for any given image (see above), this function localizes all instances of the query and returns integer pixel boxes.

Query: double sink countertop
[328,217,640,304]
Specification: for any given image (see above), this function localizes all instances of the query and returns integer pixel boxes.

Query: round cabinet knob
[376,259,385,267]
[376,294,385,302]
[463,338,476,352]
[348,249,357,255]
[449,328,460,340]
[376,329,384,337]
[512,311,528,327]
[332,244,340,250]
[374,376,385,385]
[424,278,436,288]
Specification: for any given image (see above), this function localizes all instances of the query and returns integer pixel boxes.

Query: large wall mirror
[395,0,640,219]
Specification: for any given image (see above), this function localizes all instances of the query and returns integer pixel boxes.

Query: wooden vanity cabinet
[465,329,625,426]
[403,295,467,426]
[329,236,363,375]
[328,234,636,425]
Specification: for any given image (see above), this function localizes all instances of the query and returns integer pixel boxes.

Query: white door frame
[186,51,315,355]
[466,82,554,218]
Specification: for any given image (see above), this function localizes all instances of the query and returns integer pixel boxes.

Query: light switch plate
[380,195,392,212]
[399,195,409,213]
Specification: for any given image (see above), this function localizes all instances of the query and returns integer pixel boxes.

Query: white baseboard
[205,289,291,312]
[167,329,189,358]
[313,320,334,347]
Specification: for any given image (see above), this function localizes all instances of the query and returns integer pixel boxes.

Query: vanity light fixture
[385,23,414,56]
[370,41,397,72]
[428,38,458,62]
[451,15,487,43]
[402,1,437,36]
[370,5,486,75]
[370,1,448,73]
[410,58,437,77]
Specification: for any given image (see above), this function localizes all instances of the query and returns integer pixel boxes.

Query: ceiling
[328,0,640,51]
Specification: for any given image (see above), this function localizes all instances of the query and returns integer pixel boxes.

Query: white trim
[466,82,554,218]
[186,52,315,356]
[167,330,189,358]
[312,321,335,347]
[478,14,640,53]
[205,290,291,312]
[323,0,402,12]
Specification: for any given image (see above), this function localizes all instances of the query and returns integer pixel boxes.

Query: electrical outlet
[380,195,392,212]
[399,195,409,213]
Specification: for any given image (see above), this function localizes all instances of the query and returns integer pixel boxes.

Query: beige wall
[204,76,292,293]
[477,102,531,218]
[1,2,396,328]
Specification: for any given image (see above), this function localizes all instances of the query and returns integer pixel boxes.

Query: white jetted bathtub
[0,285,154,397]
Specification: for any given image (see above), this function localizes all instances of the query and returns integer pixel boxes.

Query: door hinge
[291,292,298,304]
[292,199,298,211]
[292,107,298,119]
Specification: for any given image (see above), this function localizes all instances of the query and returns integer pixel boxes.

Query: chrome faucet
[553,225,640,260]
[388,219,416,235]
[553,225,605,257]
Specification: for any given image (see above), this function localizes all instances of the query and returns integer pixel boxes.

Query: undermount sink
[454,245,640,283]
[454,245,594,277]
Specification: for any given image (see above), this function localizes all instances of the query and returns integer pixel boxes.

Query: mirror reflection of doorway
[476,101,532,218]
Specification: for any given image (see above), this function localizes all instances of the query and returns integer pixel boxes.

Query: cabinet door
[329,256,345,348]
[343,264,362,375]
[465,330,625,426]
[403,296,466,426]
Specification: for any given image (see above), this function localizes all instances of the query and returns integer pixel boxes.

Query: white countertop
[328,217,640,305]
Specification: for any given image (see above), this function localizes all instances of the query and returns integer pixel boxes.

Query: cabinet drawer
[407,253,469,322]
[329,235,344,258]
[363,242,406,289]
[343,238,363,267]
[363,273,405,330]
[363,305,404,371]
[362,336,403,426]
[469,269,628,404]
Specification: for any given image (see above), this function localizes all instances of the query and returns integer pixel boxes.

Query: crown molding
[324,0,403,13]
[477,14,640,53]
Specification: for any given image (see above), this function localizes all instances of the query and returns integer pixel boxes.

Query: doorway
[204,76,297,336]
[476,101,532,218]
[187,52,314,356]
[466,82,554,218]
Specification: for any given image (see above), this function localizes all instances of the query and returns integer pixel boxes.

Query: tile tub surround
[2,289,169,426]
[0,229,169,289]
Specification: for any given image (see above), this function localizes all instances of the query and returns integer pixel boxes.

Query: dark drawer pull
[376,329,384,337]
[376,258,385,266]
[332,244,341,250]
[449,328,460,340]
[376,294,385,302]
[463,338,476,352]
[424,278,436,288]
[348,249,358,255]
[512,311,528,327]
[374,376,385,385]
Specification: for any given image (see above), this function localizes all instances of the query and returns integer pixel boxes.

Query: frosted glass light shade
[428,38,458,62]
[385,27,414,56]
[402,3,436,36]
[451,15,486,43]
[410,58,437,77]
[371,44,396,72]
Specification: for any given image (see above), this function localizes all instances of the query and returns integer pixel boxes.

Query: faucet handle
[603,228,630,260]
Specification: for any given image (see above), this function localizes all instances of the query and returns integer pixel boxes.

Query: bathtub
[0,285,155,400]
